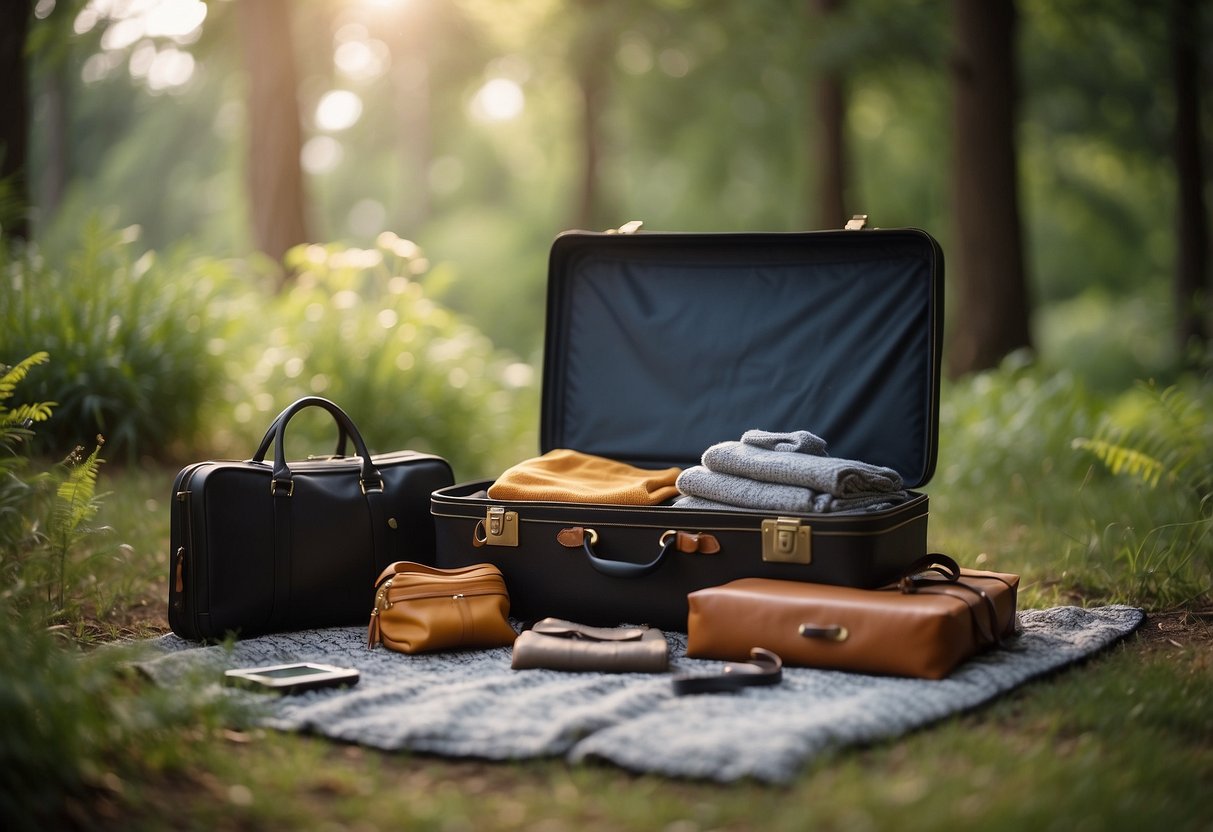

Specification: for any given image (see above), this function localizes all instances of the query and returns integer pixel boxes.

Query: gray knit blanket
[133,605,1143,783]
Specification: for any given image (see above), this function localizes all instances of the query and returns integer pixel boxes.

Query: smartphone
[222,662,360,694]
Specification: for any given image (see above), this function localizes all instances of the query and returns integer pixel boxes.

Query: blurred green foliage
[1,215,537,476]
[234,234,539,479]
[0,219,232,461]
[932,358,1212,607]
[24,0,1207,361]
[0,357,241,832]
[0,593,242,832]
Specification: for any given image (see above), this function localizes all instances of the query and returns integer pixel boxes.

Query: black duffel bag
[168,396,454,641]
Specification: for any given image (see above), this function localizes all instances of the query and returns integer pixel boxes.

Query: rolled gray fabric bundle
[702,441,904,497]
[739,429,828,455]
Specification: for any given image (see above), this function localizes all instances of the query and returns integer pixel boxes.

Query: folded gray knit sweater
[676,466,817,513]
[701,441,904,497]
[672,491,903,514]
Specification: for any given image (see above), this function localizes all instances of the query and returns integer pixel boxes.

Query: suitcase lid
[539,223,944,488]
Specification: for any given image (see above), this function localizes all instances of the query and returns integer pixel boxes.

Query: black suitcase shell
[432,225,943,630]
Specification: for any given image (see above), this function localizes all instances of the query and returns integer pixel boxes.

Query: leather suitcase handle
[556,527,672,579]
[555,528,720,579]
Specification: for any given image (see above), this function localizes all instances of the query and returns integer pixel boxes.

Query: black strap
[672,648,783,695]
[268,486,292,632]
[897,553,1006,647]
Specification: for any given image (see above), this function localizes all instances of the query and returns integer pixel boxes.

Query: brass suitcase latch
[474,506,519,548]
[762,517,812,564]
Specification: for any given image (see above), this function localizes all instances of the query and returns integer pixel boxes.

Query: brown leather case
[511,618,669,673]
[686,569,1019,680]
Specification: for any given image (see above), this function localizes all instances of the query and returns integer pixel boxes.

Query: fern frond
[47,437,107,609]
[50,439,106,547]
[1,402,56,427]
[0,352,50,402]
[1074,382,1213,505]
[1073,436,1166,488]
[1155,383,1208,436]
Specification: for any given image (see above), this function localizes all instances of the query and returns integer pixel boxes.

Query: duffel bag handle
[251,396,383,496]
[253,406,351,460]
[555,527,719,579]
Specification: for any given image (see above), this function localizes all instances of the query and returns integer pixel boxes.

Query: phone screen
[256,665,331,678]
[223,662,360,694]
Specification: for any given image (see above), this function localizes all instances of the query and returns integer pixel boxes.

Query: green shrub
[0,219,239,461]
[1070,380,1213,606]
[213,235,539,479]
[934,351,1102,523]
[3,216,538,478]
[0,352,109,621]
[0,353,55,586]
[931,357,1212,608]
[0,353,237,830]
[1035,287,1179,393]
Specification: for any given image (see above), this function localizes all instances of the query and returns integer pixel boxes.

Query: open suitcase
[432,219,944,631]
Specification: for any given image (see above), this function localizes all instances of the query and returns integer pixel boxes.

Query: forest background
[1,0,1210,467]
[0,1,1211,829]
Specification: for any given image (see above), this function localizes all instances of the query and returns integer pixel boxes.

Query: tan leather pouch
[367,561,517,654]
[686,567,1019,680]
[511,618,669,673]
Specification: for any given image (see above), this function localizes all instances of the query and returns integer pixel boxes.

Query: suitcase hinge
[762,517,812,564]
[844,214,869,231]
[474,506,519,548]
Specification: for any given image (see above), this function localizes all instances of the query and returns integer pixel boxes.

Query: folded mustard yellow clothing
[486,449,682,506]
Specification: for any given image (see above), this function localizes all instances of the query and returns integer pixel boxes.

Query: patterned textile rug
[134,605,1143,783]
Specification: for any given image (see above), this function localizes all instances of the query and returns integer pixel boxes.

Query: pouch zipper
[381,581,505,608]
[366,578,505,647]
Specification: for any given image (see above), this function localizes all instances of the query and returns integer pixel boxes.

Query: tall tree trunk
[237,0,310,273]
[37,56,70,228]
[947,0,1031,378]
[575,61,605,230]
[810,0,847,230]
[0,0,32,240]
[1171,0,1209,360]
[391,5,432,235]
[572,0,614,230]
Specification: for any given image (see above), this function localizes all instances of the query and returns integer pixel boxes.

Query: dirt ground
[1130,607,1213,652]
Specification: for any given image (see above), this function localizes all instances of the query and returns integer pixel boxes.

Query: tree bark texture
[947,0,1032,378]
[0,0,32,240]
[237,0,310,270]
[572,0,615,231]
[1171,0,1209,359]
[810,0,847,230]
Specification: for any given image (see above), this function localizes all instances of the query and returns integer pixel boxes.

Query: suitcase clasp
[473,506,519,548]
[761,517,812,564]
